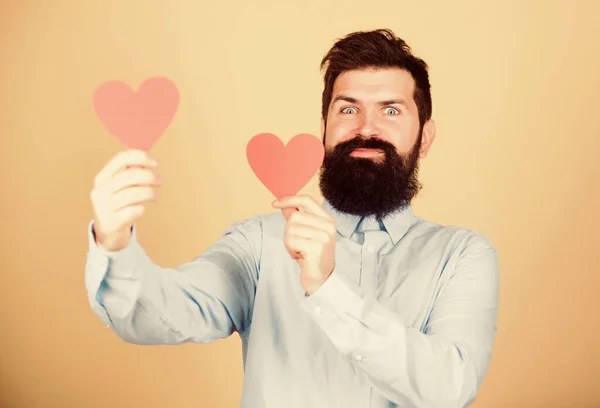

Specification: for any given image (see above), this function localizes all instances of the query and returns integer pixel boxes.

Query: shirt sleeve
[84,217,262,345]
[300,232,500,408]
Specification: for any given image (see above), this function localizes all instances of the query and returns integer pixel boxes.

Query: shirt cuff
[86,219,149,286]
[301,266,365,317]
[300,268,369,355]
[88,220,137,255]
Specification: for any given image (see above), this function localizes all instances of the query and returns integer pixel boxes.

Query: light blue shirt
[85,199,499,408]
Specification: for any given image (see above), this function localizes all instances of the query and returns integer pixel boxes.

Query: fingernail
[272,199,279,205]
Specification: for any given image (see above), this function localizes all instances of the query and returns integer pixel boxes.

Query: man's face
[318,68,434,219]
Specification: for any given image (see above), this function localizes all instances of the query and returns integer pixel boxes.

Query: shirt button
[366,245,374,252]
[354,354,363,361]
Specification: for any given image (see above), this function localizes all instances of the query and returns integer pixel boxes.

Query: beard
[318,131,423,219]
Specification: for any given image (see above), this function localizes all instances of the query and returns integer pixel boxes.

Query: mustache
[332,137,397,155]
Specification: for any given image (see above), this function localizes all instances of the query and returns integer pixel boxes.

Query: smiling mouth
[350,148,384,157]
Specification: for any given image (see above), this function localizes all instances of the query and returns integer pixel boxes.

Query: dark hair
[320,29,432,132]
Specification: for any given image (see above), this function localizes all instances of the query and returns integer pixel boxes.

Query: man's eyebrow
[378,98,409,107]
[331,94,409,107]
[331,95,359,105]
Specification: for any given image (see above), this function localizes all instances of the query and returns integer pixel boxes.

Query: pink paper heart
[93,76,179,151]
[246,133,325,199]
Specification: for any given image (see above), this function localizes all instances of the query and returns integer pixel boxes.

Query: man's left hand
[272,195,336,295]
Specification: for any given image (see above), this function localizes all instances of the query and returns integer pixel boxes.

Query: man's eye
[341,107,357,114]
[385,107,399,115]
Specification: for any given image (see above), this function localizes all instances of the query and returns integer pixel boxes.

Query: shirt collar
[322,198,415,246]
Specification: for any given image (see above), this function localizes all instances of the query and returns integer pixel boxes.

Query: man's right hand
[90,149,162,252]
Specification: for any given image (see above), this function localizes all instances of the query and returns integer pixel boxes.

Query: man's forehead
[332,68,415,101]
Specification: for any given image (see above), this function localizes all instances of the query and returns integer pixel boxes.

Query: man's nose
[356,112,379,138]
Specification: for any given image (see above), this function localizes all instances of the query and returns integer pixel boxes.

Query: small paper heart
[93,76,179,151]
[246,133,325,199]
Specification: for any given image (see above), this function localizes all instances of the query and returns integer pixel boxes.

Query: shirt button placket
[362,233,378,295]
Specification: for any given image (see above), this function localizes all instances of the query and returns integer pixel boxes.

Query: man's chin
[319,167,420,217]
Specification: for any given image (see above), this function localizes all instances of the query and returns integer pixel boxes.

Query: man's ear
[419,119,436,158]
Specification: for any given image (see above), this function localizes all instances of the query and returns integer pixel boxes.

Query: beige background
[1,0,599,407]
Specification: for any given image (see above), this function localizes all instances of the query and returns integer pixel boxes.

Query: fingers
[285,223,331,245]
[286,211,336,237]
[93,166,161,214]
[110,186,158,212]
[109,167,162,195]
[285,235,322,259]
[283,211,336,260]
[90,149,162,239]
[275,196,337,260]
[94,149,157,187]
[272,195,332,222]
[112,203,146,227]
